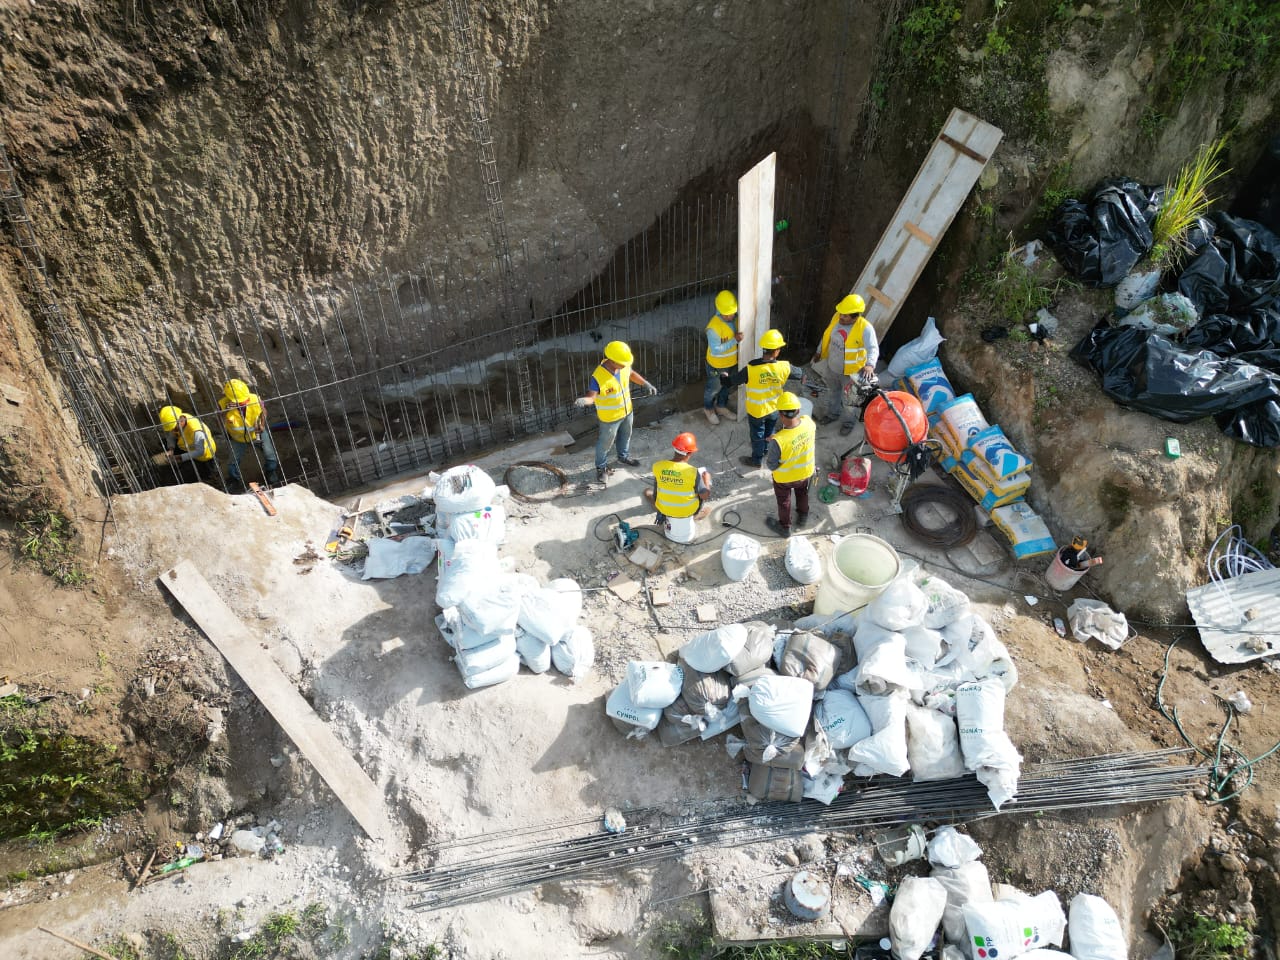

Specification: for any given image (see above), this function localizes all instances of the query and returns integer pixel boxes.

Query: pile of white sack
[889,826,1128,960]
[430,465,595,689]
[607,565,1023,809]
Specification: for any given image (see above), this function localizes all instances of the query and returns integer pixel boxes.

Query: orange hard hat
[672,432,698,454]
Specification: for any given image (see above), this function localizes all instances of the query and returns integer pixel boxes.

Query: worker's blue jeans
[748,412,777,464]
[704,364,732,410]
[595,413,634,470]
[228,431,280,483]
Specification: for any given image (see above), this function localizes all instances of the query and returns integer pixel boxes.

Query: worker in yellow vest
[643,431,712,543]
[764,392,816,537]
[575,340,657,484]
[703,290,742,425]
[718,329,804,468]
[218,378,280,489]
[812,293,879,435]
[157,404,217,483]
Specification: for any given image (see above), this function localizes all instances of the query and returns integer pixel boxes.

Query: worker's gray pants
[228,431,280,483]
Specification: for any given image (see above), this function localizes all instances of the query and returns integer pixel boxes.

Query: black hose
[899,483,978,547]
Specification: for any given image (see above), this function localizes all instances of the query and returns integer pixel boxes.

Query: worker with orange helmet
[812,293,879,434]
[764,392,816,537]
[156,404,217,483]
[575,340,658,484]
[718,328,805,469]
[702,290,742,425]
[218,378,280,489]
[644,431,712,543]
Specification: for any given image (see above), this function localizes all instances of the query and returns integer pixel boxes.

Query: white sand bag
[943,615,1018,689]
[458,574,525,635]
[431,464,497,514]
[938,394,991,450]
[435,539,500,609]
[784,536,823,584]
[847,692,910,777]
[605,682,661,732]
[518,588,576,646]
[964,425,1032,480]
[802,766,848,805]
[461,655,520,690]
[928,825,983,867]
[626,660,685,709]
[1068,894,1127,960]
[903,625,945,666]
[906,704,966,781]
[853,635,914,696]
[455,633,518,677]
[867,578,929,631]
[963,891,1066,960]
[918,575,971,629]
[888,316,945,378]
[932,861,993,944]
[699,698,742,739]
[548,577,583,617]
[1016,952,1073,960]
[903,356,957,414]
[362,536,439,579]
[743,674,814,738]
[889,876,949,960]
[443,501,508,544]
[728,622,776,676]
[814,688,873,749]
[681,623,748,673]
[515,630,552,674]
[956,678,1022,808]
[851,620,905,661]
[551,625,595,681]
[721,533,761,581]
[779,631,839,691]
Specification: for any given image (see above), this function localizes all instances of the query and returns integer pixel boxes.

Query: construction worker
[643,432,712,541]
[811,293,879,434]
[218,378,280,489]
[764,392,816,537]
[719,329,803,468]
[575,340,657,483]
[157,405,217,482]
[703,290,742,425]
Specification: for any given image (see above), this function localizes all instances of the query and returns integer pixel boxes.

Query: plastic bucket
[813,534,901,615]
[1045,547,1086,591]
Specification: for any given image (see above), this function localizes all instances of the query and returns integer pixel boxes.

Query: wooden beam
[736,152,777,420]
[902,221,935,246]
[160,560,395,842]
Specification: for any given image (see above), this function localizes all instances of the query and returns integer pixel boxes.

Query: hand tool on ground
[38,927,118,960]
[248,481,277,516]
[131,847,158,890]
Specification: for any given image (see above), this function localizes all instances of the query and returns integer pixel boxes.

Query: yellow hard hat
[158,405,183,432]
[604,340,633,365]
[776,391,802,414]
[715,290,738,315]
[837,294,866,315]
[223,378,250,403]
[760,329,786,350]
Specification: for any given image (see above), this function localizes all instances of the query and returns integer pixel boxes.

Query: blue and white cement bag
[938,394,991,450]
[905,358,958,416]
[963,425,1032,480]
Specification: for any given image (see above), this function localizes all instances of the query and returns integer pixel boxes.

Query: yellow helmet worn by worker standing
[836,294,866,315]
[604,340,634,365]
[760,329,786,351]
[776,392,802,414]
[715,290,738,316]
[158,405,183,432]
[223,379,251,404]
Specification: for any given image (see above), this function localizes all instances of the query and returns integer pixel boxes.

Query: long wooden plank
[848,108,1003,339]
[735,152,777,420]
[160,560,394,841]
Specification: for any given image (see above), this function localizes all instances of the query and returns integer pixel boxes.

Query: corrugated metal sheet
[1185,568,1280,664]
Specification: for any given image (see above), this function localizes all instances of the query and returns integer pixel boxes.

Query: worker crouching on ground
[575,340,658,484]
[812,294,879,434]
[703,290,742,425]
[219,378,280,489]
[643,431,712,544]
[764,392,816,537]
[157,405,217,483]
[719,328,803,469]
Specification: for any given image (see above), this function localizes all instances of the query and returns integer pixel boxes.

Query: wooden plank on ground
[848,108,1003,339]
[160,560,394,842]
[735,152,777,420]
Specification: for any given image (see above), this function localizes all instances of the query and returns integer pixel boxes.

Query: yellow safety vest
[841,317,872,375]
[178,417,217,462]
[652,460,700,519]
[744,360,792,418]
[218,393,266,443]
[705,315,738,369]
[771,416,816,484]
[592,363,633,423]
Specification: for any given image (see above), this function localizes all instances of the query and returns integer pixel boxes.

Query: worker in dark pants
[718,329,804,469]
[764,392,815,537]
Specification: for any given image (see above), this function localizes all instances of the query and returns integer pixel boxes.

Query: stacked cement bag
[430,464,508,544]
[606,660,684,739]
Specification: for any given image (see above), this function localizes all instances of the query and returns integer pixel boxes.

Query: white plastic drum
[813,533,901,615]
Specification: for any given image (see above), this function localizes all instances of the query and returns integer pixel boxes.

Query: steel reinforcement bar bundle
[401,749,1199,910]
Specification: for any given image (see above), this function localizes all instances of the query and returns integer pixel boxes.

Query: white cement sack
[784,536,823,584]
[964,425,1032,481]
[906,704,966,781]
[699,698,742,740]
[903,357,958,417]
[888,316,945,378]
[938,393,991,450]
[455,633,518,677]
[963,891,1066,960]
[918,576,971,629]
[1016,952,1073,960]
[814,688,873,749]
[853,635,914,696]
[1067,599,1130,651]
[452,622,507,652]
[943,615,1017,688]
[461,655,520,690]
[549,577,583,616]
[435,539,501,609]
[443,501,507,544]
[362,536,438,580]
[889,876,949,960]
[802,766,848,805]
[431,464,498,514]
[852,620,906,661]
[928,825,983,868]
[626,660,685,710]
[795,609,861,637]
[551,625,595,681]
[847,692,910,777]
[867,578,929,631]
[903,625,945,666]
[458,574,525,635]
[721,533,761,581]
[605,682,661,732]
[1068,894,1127,960]
[728,622,776,676]
[515,630,552,674]
[932,862,993,944]
[518,585,580,646]
[744,674,814,738]
[681,623,748,673]
[956,679,1022,808]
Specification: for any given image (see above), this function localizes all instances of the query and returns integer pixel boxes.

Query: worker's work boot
[596,467,609,484]
[703,407,720,425]
[795,513,811,529]
[617,455,640,467]
[765,516,791,538]
[738,456,762,469]
[714,405,734,419]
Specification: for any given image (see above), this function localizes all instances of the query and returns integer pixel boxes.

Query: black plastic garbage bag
[1177,212,1280,316]
[1182,307,1280,357]
[1046,178,1160,287]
